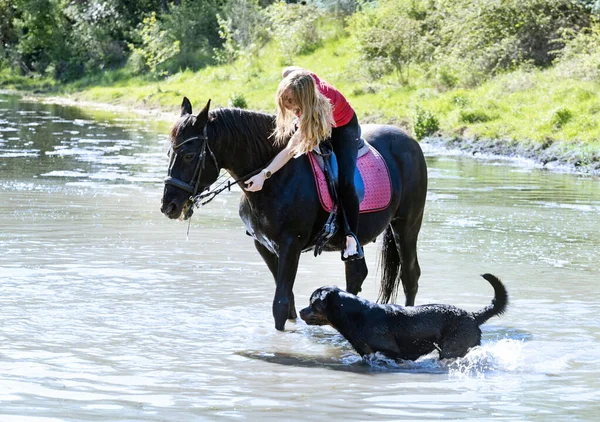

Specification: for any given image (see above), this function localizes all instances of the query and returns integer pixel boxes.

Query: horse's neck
[209,121,283,180]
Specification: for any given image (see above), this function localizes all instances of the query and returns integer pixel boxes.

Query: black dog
[300,274,508,361]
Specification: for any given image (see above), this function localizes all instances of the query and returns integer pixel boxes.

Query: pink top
[305,72,355,128]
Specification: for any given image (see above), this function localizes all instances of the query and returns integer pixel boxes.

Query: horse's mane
[210,108,283,167]
[170,107,285,172]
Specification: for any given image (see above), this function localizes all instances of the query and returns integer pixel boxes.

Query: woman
[245,67,363,261]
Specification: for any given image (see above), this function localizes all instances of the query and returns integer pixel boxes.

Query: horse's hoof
[273,301,289,331]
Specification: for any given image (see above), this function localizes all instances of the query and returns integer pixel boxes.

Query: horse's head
[161,97,220,220]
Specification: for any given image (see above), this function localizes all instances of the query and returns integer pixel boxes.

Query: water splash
[446,339,526,378]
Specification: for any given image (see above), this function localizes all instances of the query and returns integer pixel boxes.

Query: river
[0,94,599,421]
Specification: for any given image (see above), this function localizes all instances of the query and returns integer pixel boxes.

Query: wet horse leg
[344,258,368,295]
[391,218,422,306]
[272,239,301,330]
[254,240,297,321]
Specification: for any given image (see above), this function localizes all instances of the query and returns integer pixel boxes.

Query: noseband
[164,125,219,197]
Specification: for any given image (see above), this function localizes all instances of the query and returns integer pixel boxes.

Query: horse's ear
[194,99,211,128]
[181,97,193,116]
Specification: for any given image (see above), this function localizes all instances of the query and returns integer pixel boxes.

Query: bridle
[164,125,219,198]
[164,124,263,218]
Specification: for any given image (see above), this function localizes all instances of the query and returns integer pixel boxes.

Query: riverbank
[423,136,600,176]
[4,57,600,177]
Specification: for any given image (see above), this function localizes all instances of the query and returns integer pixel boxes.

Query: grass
[2,34,600,159]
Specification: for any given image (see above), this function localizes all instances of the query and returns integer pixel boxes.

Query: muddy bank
[423,136,600,176]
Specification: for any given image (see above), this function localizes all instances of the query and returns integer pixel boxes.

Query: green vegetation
[2,0,600,167]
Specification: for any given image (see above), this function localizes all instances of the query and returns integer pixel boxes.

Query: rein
[192,167,262,207]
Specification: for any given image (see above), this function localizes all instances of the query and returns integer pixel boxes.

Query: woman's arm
[244,132,301,192]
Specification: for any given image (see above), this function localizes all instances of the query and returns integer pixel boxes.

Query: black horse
[161,98,428,331]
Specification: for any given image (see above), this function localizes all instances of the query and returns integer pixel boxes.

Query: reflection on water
[1,94,600,420]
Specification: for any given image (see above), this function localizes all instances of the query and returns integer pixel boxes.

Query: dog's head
[299,286,341,326]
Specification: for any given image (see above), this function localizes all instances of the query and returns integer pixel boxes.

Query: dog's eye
[313,300,325,310]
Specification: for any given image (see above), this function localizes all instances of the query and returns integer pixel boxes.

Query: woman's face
[282,88,299,114]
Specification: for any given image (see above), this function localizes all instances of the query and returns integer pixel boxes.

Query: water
[1,93,599,420]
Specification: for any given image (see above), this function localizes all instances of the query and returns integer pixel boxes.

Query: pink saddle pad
[308,144,392,213]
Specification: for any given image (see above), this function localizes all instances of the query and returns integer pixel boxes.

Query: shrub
[228,92,248,109]
[431,0,590,86]
[213,0,270,65]
[266,1,323,64]
[128,12,180,77]
[346,0,429,82]
[551,106,573,128]
[459,109,493,124]
[159,0,224,72]
[451,95,469,108]
[554,23,600,81]
[413,106,439,140]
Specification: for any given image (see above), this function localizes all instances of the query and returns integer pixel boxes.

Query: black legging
[330,112,360,240]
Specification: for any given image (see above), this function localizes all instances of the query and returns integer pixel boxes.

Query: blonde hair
[273,70,334,155]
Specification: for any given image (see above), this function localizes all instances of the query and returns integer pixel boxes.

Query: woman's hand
[244,172,266,192]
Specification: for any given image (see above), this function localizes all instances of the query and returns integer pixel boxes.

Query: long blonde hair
[273,70,334,154]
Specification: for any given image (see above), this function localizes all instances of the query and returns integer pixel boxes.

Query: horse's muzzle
[161,199,181,219]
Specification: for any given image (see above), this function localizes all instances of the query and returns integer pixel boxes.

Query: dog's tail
[473,273,508,326]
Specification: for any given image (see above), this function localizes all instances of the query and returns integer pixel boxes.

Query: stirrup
[341,232,364,261]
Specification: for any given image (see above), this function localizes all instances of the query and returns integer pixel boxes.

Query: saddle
[308,139,392,256]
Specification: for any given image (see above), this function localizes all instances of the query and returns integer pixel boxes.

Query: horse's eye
[183,153,196,161]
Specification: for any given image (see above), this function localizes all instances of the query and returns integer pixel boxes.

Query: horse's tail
[377,224,401,304]
[473,274,509,326]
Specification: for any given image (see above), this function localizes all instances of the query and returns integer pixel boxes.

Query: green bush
[266,1,323,64]
[431,0,590,86]
[551,106,573,128]
[451,94,469,108]
[128,12,180,77]
[346,0,428,82]
[413,106,439,140]
[554,23,600,81]
[213,0,269,66]
[159,0,224,72]
[459,109,493,124]
[228,92,248,109]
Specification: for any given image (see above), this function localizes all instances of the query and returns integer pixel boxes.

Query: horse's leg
[391,218,422,306]
[254,240,297,320]
[272,239,302,331]
[345,258,368,295]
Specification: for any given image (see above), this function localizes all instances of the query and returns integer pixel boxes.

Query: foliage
[228,92,249,108]
[159,0,224,72]
[429,0,590,86]
[550,106,573,129]
[346,0,591,86]
[62,1,128,77]
[459,109,493,124]
[346,0,430,82]
[266,1,324,64]
[10,0,72,77]
[2,0,597,87]
[213,0,270,66]
[554,22,600,81]
[128,12,180,77]
[413,106,439,140]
